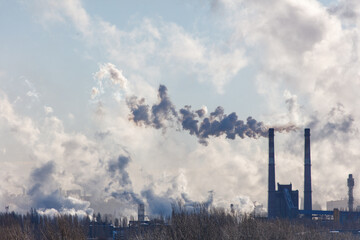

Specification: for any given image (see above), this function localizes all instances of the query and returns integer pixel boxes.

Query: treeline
[0,209,134,239]
[1,207,359,239]
[130,208,359,240]
[0,209,87,239]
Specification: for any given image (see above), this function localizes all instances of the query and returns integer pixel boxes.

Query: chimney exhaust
[268,128,275,218]
[304,128,312,216]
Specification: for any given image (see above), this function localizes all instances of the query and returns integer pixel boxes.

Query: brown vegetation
[0,209,87,239]
[131,207,359,240]
[0,207,359,239]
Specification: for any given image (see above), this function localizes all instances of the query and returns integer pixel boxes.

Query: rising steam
[127,85,297,145]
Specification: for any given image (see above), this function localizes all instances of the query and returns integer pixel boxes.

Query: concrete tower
[304,128,312,216]
[268,128,276,218]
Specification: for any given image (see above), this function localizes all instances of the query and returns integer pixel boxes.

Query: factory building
[273,183,299,219]
[326,174,360,212]
[267,128,360,226]
[267,128,301,219]
[326,199,348,211]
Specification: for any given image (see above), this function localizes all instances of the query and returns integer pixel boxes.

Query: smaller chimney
[138,203,145,222]
[348,174,354,212]
[230,204,235,215]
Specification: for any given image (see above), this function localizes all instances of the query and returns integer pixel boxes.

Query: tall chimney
[304,128,312,216]
[268,128,276,218]
[348,174,354,212]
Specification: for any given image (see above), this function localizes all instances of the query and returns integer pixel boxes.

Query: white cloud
[24,79,40,100]
[17,0,360,212]
[0,86,269,216]
[94,63,128,89]
[44,106,53,114]
[68,113,74,120]
[0,70,5,78]
[328,0,360,26]
[0,92,40,146]
[30,0,91,37]
[211,0,360,208]
[30,1,248,93]
[91,87,99,99]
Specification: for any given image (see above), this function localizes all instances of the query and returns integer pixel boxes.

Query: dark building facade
[274,184,299,218]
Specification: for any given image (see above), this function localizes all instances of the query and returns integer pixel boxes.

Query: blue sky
[1,0,264,121]
[1,0,360,217]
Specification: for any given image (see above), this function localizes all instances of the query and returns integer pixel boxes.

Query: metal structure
[304,128,312,217]
[348,174,354,212]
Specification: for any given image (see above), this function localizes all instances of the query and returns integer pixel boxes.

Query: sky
[0,0,360,218]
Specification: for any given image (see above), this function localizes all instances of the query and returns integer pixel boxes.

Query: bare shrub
[131,206,360,240]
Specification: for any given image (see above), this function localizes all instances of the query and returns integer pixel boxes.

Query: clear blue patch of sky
[81,1,266,119]
[0,1,99,129]
[318,0,337,6]
[83,0,211,33]
[0,0,334,127]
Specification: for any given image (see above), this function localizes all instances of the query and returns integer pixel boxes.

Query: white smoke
[8,0,360,214]
[94,62,128,90]
[44,106,53,115]
[91,87,99,99]
[212,0,360,208]
[0,84,237,218]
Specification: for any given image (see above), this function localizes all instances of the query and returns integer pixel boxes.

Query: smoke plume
[127,85,297,145]
[28,161,93,217]
[127,85,178,130]
[94,63,128,89]
[106,155,144,205]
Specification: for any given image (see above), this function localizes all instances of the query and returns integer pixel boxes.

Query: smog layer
[0,0,360,218]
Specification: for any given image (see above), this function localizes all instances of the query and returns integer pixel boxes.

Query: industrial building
[267,128,302,219]
[267,128,360,225]
[326,199,348,211]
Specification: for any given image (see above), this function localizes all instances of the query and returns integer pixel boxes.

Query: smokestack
[138,203,145,222]
[304,128,312,216]
[268,128,276,218]
[348,174,354,212]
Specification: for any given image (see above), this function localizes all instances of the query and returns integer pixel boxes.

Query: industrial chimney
[138,203,145,222]
[268,128,276,218]
[348,174,354,212]
[304,129,312,216]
